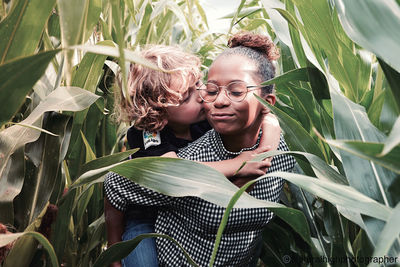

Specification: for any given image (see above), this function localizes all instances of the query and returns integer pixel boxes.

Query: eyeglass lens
[200,81,248,102]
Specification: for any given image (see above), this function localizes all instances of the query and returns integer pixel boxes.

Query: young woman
[104,44,282,267]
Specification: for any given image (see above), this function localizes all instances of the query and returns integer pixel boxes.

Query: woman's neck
[168,123,192,140]
[220,123,262,152]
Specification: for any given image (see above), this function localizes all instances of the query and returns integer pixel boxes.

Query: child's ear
[264,94,276,106]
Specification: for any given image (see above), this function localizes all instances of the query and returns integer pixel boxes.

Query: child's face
[166,79,206,127]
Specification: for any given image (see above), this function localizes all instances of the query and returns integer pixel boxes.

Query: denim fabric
[122,217,159,267]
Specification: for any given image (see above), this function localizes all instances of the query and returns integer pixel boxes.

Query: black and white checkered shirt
[104,129,296,266]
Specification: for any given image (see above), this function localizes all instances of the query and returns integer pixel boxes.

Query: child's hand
[230,113,281,190]
[230,147,272,189]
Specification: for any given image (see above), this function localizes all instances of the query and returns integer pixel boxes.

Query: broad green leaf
[82,0,102,43]
[252,150,348,185]
[77,157,284,209]
[70,148,138,189]
[81,131,96,163]
[243,18,268,31]
[80,156,390,222]
[211,168,392,264]
[52,188,76,262]
[265,172,392,222]
[260,0,292,48]
[255,95,326,161]
[0,147,23,224]
[0,50,60,127]
[261,67,310,86]
[74,132,96,223]
[7,122,58,136]
[110,0,128,101]
[82,215,106,266]
[0,87,99,198]
[93,233,199,267]
[0,0,56,63]
[369,203,400,266]
[367,90,386,129]
[1,231,59,267]
[378,59,400,114]
[326,139,400,175]
[335,0,400,73]
[381,116,400,155]
[379,84,400,134]
[13,113,71,229]
[4,203,49,265]
[57,0,88,46]
[134,2,153,46]
[306,64,330,102]
[67,40,112,160]
[328,77,397,206]
[57,0,88,84]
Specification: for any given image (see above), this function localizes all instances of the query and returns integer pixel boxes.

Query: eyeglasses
[197,81,260,103]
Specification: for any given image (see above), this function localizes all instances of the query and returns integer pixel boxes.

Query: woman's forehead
[208,55,258,83]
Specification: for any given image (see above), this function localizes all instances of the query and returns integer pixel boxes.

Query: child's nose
[195,90,204,104]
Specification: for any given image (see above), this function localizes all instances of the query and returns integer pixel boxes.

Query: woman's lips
[210,113,235,121]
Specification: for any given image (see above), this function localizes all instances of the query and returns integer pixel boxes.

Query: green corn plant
[1,0,399,266]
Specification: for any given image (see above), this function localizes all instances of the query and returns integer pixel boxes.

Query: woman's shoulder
[177,129,216,159]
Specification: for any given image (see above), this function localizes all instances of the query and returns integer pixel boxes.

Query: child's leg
[122,213,158,267]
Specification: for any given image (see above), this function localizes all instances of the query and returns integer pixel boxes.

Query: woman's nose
[213,89,230,107]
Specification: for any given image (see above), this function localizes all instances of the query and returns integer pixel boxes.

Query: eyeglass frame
[196,81,262,103]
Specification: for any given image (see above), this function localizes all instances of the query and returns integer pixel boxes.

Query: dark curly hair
[218,32,280,95]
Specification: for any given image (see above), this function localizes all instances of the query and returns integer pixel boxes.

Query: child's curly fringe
[114,45,201,132]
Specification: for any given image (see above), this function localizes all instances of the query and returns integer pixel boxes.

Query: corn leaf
[93,233,199,267]
[381,116,400,155]
[0,231,59,267]
[369,203,400,267]
[0,0,56,63]
[328,77,397,206]
[0,50,60,127]
[335,0,400,74]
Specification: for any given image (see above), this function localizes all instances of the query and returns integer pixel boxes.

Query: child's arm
[104,197,124,267]
[162,113,281,185]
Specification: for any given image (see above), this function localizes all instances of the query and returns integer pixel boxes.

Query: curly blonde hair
[114,45,201,132]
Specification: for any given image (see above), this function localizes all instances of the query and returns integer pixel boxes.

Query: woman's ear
[264,94,276,105]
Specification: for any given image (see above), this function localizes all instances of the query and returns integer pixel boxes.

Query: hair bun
[228,32,280,61]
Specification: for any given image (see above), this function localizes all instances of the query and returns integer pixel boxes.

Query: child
[104,45,281,267]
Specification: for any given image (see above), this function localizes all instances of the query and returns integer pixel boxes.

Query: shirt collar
[212,129,262,158]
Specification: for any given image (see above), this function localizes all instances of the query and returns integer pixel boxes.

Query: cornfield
[0,0,399,266]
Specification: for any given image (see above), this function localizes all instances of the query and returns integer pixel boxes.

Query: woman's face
[205,55,275,136]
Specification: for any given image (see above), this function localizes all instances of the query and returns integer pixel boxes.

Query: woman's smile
[210,112,235,121]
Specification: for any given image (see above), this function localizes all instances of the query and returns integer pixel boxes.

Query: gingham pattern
[104,129,296,266]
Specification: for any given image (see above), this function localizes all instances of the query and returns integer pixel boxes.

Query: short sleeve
[104,171,173,211]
